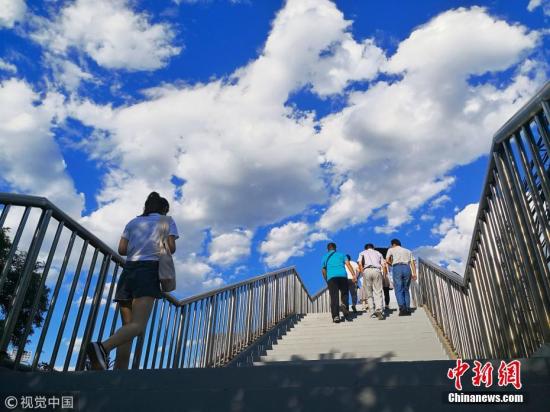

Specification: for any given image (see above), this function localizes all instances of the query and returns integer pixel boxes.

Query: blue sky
[1,0,549,301]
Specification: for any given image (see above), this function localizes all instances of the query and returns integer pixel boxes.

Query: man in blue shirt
[322,242,355,323]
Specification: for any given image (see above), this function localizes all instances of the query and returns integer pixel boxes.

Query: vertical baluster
[32,231,77,369]
[15,220,63,370]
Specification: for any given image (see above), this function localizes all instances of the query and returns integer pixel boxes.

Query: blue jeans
[392,264,412,310]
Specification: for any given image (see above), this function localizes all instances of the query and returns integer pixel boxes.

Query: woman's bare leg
[113,301,132,370]
[102,296,155,353]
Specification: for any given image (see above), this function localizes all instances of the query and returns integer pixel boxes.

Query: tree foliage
[0,227,50,351]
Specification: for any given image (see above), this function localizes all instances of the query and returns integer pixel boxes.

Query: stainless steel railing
[415,81,550,360]
[0,193,329,371]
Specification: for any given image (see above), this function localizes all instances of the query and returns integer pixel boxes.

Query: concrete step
[261,306,450,363]
[3,358,549,412]
[261,350,449,361]
[267,341,445,355]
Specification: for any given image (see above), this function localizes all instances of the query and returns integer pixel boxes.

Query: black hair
[327,242,337,251]
[142,192,170,216]
[346,254,351,261]
[365,243,374,250]
[391,238,401,246]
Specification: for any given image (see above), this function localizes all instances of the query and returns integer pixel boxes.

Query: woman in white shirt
[87,192,179,370]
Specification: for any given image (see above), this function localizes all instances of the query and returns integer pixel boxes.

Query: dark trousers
[383,286,390,306]
[328,277,349,318]
[348,279,358,306]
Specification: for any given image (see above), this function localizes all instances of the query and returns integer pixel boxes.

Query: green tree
[0,227,50,354]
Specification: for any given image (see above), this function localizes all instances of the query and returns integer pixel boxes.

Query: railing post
[0,208,51,359]
[0,206,31,295]
[32,231,77,370]
[14,220,64,369]
[204,295,218,367]
[494,151,550,343]
[76,254,112,370]
[226,289,237,363]
[262,278,269,332]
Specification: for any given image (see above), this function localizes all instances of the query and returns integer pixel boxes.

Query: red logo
[497,360,522,390]
[472,360,494,388]
[447,359,522,390]
[447,359,470,390]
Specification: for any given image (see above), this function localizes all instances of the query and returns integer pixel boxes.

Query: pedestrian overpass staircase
[1,82,550,411]
[256,297,451,364]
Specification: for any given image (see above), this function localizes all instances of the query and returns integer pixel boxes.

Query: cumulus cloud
[208,229,252,266]
[0,0,26,28]
[69,3,544,277]
[317,6,543,234]
[310,37,386,97]
[416,203,479,273]
[175,255,223,295]
[32,0,180,71]
[1,1,546,294]
[68,0,366,267]
[0,78,84,216]
[260,221,326,268]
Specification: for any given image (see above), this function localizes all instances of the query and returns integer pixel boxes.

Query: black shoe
[351,305,358,313]
[340,304,350,317]
[86,342,108,370]
[333,316,341,323]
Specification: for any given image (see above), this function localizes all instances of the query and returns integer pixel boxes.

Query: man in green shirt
[322,242,355,323]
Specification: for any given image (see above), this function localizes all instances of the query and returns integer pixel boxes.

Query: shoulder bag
[158,215,176,292]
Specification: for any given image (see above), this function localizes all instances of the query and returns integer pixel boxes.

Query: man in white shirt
[357,243,385,320]
[345,254,359,313]
[386,238,417,316]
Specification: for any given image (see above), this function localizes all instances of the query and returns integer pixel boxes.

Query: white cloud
[208,229,252,266]
[527,0,550,15]
[0,58,17,73]
[47,56,94,91]
[385,7,538,77]
[310,37,386,97]
[0,0,26,28]
[32,0,180,71]
[430,194,451,210]
[528,0,542,11]
[68,3,544,287]
[431,217,454,236]
[260,221,326,268]
[174,255,224,295]
[416,203,479,273]
[0,78,84,216]
[3,1,545,296]
[317,6,543,234]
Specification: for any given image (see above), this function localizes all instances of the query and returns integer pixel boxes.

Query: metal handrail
[415,81,550,360]
[0,193,328,371]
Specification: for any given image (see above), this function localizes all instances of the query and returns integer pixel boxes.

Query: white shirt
[122,213,179,261]
[386,246,413,265]
[346,260,359,280]
[357,249,384,269]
